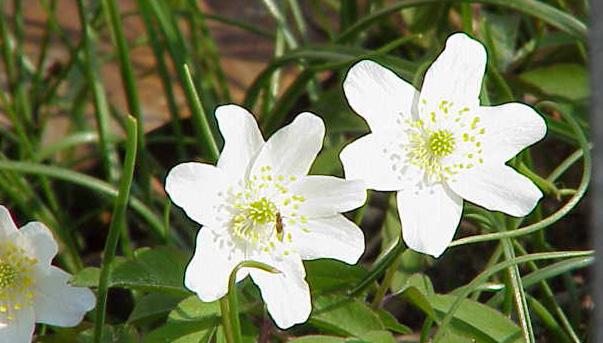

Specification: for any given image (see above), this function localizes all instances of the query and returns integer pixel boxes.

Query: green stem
[371,253,401,309]
[94,117,138,343]
[518,162,560,198]
[348,238,405,296]
[224,260,279,343]
[220,297,236,343]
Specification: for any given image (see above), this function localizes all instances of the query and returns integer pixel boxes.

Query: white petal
[0,205,18,239]
[184,228,247,302]
[340,133,407,191]
[165,162,229,227]
[17,222,58,268]
[0,306,35,343]
[249,255,311,329]
[343,60,418,132]
[291,214,365,264]
[251,112,324,177]
[397,183,463,258]
[478,103,547,163]
[420,33,486,108]
[216,104,265,180]
[289,176,366,216]
[34,266,96,327]
[449,165,543,217]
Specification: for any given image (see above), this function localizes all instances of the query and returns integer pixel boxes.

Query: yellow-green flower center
[428,130,455,157]
[0,242,37,321]
[246,198,277,225]
[232,197,278,243]
[222,165,309,254]
[0,262,18,289]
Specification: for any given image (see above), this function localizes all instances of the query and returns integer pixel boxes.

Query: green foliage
[0,0,592,342]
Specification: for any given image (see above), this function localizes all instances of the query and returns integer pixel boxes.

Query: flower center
[219,165,308,254]
[246,198,277,225]
[232,197,279,243]
[0,242,37,321]
[0,263,18,289]
[406,121,458,182]
[428,130,455,157]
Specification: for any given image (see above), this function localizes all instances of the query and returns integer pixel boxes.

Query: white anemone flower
[340,33,546,258]
[165,105,366,329]
[0,206,96,342]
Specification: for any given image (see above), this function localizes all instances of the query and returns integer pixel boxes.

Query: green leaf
[305,259,368,295]
[142,320,217,343]
[310,295,384,337]
[128,293,187,324]
[288,336,346,343]
[395,286,436,320]
[76,325,138,343]
[390,252,431,293]
[71,247,191,295]
[400,3,448,34]
[376,309,412,334]
[480,10,520,70]
[168,296,220,322]
[348,330,398,343]
[427,294,523,343]
[519,63,588,101]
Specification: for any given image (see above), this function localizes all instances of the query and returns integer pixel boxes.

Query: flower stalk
[222,261,280,343]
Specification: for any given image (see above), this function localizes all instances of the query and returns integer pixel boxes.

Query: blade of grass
[136,0,186,158]
[101,0,149,195]
[182,64,220,160]
[337,0,586,42]
[0,160,165,241]
[94,116,138,343]
[76,0,121,183]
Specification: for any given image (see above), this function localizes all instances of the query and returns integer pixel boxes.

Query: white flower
[340,33,546,258]
[165,105,366,329]
[0,206,96,343]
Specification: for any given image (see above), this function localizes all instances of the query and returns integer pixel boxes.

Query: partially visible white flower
[0,206,96,343]
[165,105,366,329]
[340,33,546,258]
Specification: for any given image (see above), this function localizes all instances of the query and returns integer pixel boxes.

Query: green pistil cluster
[428,130,455,157]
